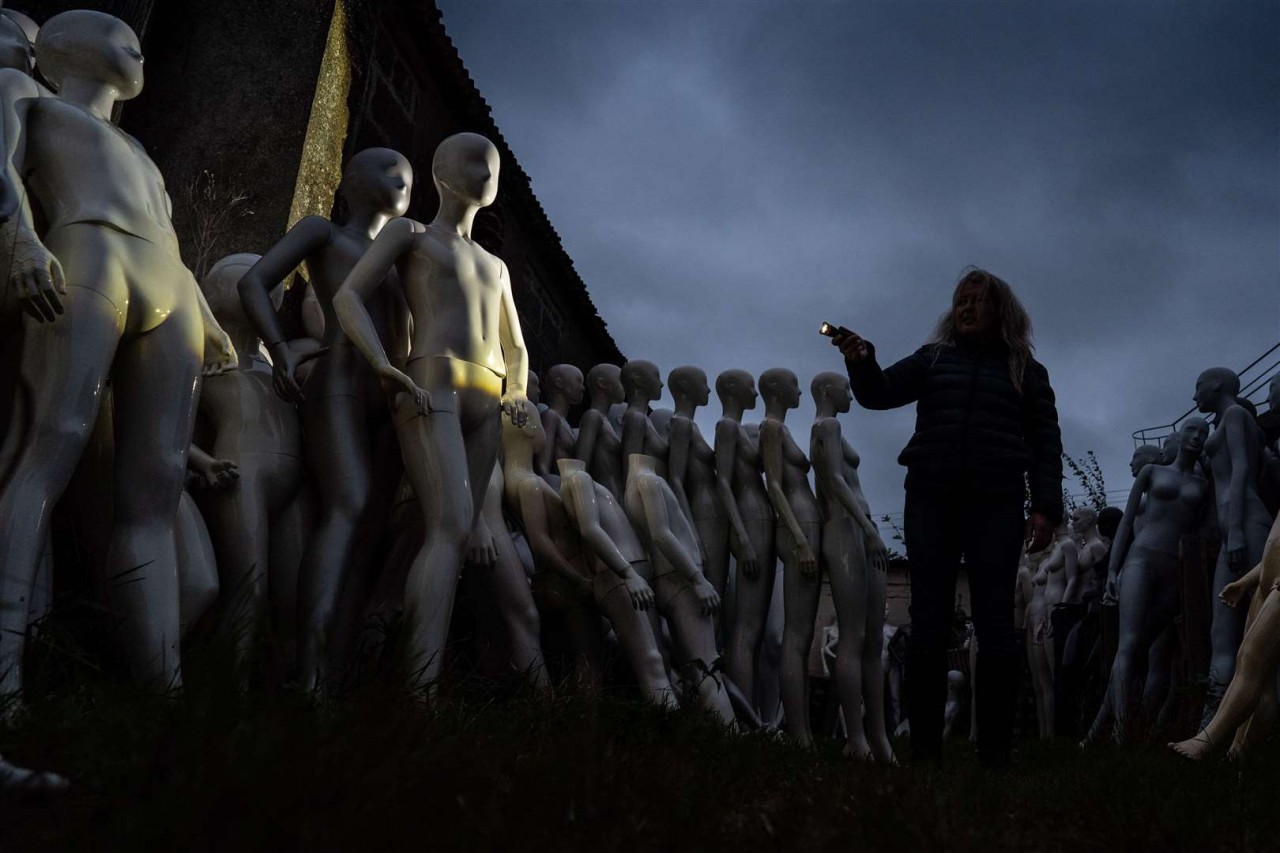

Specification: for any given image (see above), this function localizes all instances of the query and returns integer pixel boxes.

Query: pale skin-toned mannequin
[1024,546,1053,739]
[557,457,677,707]
[1171,511,1280,759]
[715,371,782,723]
[1194,368,1274,714]
[624,453,734,722]
[0,11,236,693]
[620,360,668,485]
[810,371,893,762]
[334,132,530,688]
[574,363,626,502]
[758,367,822,745]
[1085,417,1210,744]
[198,253,319,671]
[1035,521,1077,667]
[503,394,602,686]
[238,147,411,689]
[538,364,582,484]
[1071,507,1108,603]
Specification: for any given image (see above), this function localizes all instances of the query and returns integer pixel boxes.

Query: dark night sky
[437,0,1279,526]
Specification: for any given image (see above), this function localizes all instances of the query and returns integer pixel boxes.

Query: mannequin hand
[501,393,529,427]
[268,343,305,403]
[1220,578,1249,609]
[738,545,760,579]
[197,458,239,491]
[798,542,818,578]
[0,175,17,223]
[465,522,497,568]
[693,578,720,615]
[1103,573,1118,606]
[865,533,888,573]
[1025,512,1053,552]
[624,571,654,611]
[833,330,869,363]
[8,224,66,323]
[1226,532,1247,571]
[203,325,238,377]
[378,364,431,415]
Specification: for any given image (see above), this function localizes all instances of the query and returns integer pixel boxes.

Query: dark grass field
[3,656,1279,853]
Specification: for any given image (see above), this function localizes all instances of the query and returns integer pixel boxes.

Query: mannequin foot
[842,738,873,761]
[0,755,69,792]
[1169,730,1213,760]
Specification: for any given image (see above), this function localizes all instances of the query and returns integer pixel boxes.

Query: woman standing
[833,268,1063,766]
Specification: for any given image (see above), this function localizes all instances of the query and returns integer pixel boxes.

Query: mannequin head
[811,371,852,414]
[668,366,710,411]
[1070,506,1097,538]
[0,14,31,72]
[202,253,270,327]
[1160,432,1181,465]
[340,147,412,219]
[1177,416,1210,462]
[1,9,37,50]
[759,367,801,411]
[36,10,143,99]
[1129,445,1161,477]
[526,370,541,405]
[1268,375,1280,414]
[1098,506,1123,541]
[620,359,662,403]
[586,363,624,407]
[1193,367,1241,416]
[715,369,758,411]
[432,132,500,209]
[544,364,584,408]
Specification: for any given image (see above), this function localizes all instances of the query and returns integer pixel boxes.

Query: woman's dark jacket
[846,339,1064,524]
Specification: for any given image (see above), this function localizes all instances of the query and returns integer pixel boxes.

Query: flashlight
[819,322,854,339]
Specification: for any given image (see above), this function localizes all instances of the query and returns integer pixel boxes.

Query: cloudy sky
[437,0,1279,527]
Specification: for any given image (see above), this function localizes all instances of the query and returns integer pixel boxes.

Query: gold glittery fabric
[284,0,351,286]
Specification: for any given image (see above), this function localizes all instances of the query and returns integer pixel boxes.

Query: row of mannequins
[1014,371,1279,754]
[0,9,899,769]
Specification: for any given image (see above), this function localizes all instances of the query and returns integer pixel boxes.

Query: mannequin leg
[105,303,202,688]
[175,490,219,639]
[863,554,893,762]
[657,574,735,723]
[724,519,776,717]
[475,515,547,688]
[758,563,785,727]
[596,578,673,706]
[696,514,731,645]
[779,523,822,746]
[1108,553,1178,742]
[1206,548,1252,725]
[267,480,308,681]
[200,467,271,663]
[825,518,872,758]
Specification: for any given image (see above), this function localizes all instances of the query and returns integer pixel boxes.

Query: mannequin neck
[813,395,839,419]
[625,390,653,411]
[720,398,746,422]
[763,397,791,422]
[548,392,572,416]
[1174,446,1201,472]
[58,76,118,121]
[432,193,479,239]
[588,392,614,415]
[673,396,699,418]
[345,208,391,242]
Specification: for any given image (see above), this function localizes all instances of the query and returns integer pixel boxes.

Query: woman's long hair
[929,267,1035,393]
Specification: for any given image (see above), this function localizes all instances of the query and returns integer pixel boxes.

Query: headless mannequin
[239,147,411,690]
[620,360,668,485]
[199,253,315,672]
[1194,368,1274,719]
[716,369,780,721]
[1171,511,1280,759]
[557,457,676,706]
[538,363,583,486]
[758,367,822,745]
[574,363,626,502]
[503,395,600,686]
[810,371,893,761]
[335,132,530,688]
[667,366,731,624]
[1086,418,1211,744]
[624,453,733,722]
[0,11,237,693]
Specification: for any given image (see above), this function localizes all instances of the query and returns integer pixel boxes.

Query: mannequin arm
[1,97,66,323]
[811,419,879,541]
[761,420,816,572]
[192,281,237,376]
[1109,468,1150,579]
[497,262,529,402]
[1223,407,1251,558]
[666,416,700,533]
[714,420,755,568]
[536,409,558,479]
[621,410,646,462]
[574,410,603,465]
[564,482,628,579]
[516,483,587,588]
[638,480,703,584]
[1060,540,1080,601]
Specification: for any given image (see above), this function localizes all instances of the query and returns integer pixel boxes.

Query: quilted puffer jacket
[846,339,1064,524]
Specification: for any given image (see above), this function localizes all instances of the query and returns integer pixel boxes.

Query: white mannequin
[809,371,893,761]
[574,363,626,502]
[239,147,411,690]
[0,11,236,693]
[557,457,676,707]
[620,360,668,485]
[715,370,780,722]
[1194,368,1274,720]
[538,363,582,485]
[1071,507,1108,603]
[334,132,530,688]
[758,367,822,745]
[1024,546,1053,739]
[624,453,734,722]
[1036,521,1077,670]
[943,670,966,739]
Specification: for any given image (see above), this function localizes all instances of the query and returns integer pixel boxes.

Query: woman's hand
[1025,512,1053,552]
[833,330,870,364]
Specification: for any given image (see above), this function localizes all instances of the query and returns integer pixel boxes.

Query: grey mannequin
[238,147,411,689]
[1036,521,1077,664]
[1130,445,1163,477]
[1024,546,1053,739]
[810,371,893,761]
[1086,417,1211,744]
[574,363,626,501]
[199,253,318,671]
[620,360,669,485]
[624,453,734,722]
[1160,433,1181,466]
[715,370,781,723]
[0,11,237,693]
[558,457,677,707]
[667,367,731,613]
[335,132,531,688]
[1195,368,1275,720]
[1071,507,1108,603]
[538,363,582,485]
[758,367,822,745]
